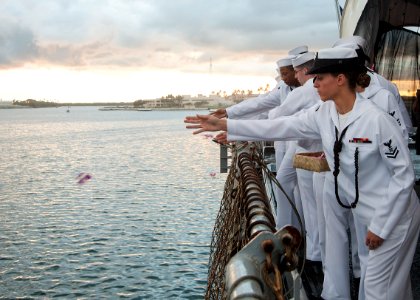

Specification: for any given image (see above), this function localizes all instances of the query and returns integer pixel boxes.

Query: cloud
[0,0,339,75]
[0,18,39,67]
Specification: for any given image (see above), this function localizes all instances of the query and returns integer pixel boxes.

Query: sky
[0,0,342,103]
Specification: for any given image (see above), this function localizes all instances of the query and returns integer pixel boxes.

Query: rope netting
[205,142,280,299]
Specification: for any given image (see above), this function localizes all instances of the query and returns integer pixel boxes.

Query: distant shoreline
[98,107,210,111]
[0,104,214,111]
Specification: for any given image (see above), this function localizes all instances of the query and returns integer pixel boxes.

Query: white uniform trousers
[274,142,303,229]
[275,149,286,172]
[296,168,321,261]
[313,171,326,265]
[349,213,361,278]
[270,148,286,226]
[353,198,420,300]
[321,175,353,300]
[272,141,285,204]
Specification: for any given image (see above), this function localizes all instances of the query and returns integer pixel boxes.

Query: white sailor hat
[276,55,295,68]
[307,47,366,74]
[292,52,315,68]
[332,36,367,51]
[334,42,358,50]
[288,45,308,56]
[333,42,370,63]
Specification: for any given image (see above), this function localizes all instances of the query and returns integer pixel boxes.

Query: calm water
[0,107,226,299]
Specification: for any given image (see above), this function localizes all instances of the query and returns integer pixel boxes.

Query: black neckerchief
[333,126,359,209]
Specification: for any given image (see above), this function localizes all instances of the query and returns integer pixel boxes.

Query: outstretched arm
[184,114,227,134]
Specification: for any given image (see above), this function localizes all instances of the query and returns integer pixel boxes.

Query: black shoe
[301,260,324,300]
[350,276,360,300]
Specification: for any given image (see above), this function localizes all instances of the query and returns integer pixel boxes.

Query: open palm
[184,114,226,134]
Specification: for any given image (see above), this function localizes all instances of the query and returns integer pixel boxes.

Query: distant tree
[133,99,145,108]
[13,99,58,108]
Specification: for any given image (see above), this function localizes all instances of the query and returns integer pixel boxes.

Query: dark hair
[280,65,294,71]
[299,59,315,71]
[356,72,371,88]
[331,68,370,90]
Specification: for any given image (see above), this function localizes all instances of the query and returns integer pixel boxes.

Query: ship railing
[207,141,305,300]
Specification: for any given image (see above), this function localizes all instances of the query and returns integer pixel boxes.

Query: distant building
[137,92,262,109]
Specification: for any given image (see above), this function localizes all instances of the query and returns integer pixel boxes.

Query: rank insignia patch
[383,139,399,158]
[389,111,401,126]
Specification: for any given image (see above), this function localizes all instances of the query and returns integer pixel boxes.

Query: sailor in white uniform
[329,40,410,295]
[234,53,325,260]
[269,55,302,168]
[270,46,309,174]
[273,52,323,264]
[333,36,413,134]
[263,52,321,231]
[185,47,420,300]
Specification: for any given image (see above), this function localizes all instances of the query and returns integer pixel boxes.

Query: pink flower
[76,173,92,185]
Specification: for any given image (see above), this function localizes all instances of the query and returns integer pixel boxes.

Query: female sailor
[185,47,420,300]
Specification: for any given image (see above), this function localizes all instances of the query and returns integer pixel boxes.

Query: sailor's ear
[336,73,347,86]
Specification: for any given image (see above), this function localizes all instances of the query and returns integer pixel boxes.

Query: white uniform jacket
[226,81,292,120]
[294,103,324,153]
[269,80,320,154]
[268,79,319,119]
[227,94,418,240]
[230,80,320,143]
[369,71,413,133]
[361,83,408,141]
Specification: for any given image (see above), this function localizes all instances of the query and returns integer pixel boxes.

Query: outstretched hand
[210,108,227,119]
[184,114,227,134]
